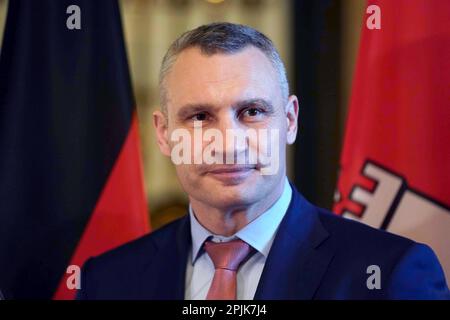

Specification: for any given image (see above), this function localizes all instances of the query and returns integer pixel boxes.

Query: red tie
[204,239,254,300]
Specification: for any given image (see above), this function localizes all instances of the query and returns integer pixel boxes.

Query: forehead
[164,46,281,113]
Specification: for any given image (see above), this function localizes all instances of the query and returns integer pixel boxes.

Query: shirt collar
[189,177,292,264]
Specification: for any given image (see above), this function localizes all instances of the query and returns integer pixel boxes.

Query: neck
[190,179,285,236]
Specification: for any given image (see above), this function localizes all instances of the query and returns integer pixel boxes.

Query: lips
[207,165,256,174]
[206,165,256,184]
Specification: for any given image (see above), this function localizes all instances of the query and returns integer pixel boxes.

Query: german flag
[0,0,150,299]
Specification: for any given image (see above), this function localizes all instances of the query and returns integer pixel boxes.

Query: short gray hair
[159,22,289,111]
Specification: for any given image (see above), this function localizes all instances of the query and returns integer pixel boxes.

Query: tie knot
[204,239,254,271]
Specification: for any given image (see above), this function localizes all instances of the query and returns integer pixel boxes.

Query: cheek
[248,119,286,150]
[176,164,203,185]
[176,164,191,177]
[174,164,190,184]
[175,165,197,192]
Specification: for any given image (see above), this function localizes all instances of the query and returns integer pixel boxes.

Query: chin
[208,194,255,210]
[218,184,261,205]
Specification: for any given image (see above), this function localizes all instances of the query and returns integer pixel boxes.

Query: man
[77,23,449,300]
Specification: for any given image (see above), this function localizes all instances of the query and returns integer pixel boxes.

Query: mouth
[205,165,257,184]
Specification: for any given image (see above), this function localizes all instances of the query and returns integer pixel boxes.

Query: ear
[153,110,171,157]
[285,95,299,144]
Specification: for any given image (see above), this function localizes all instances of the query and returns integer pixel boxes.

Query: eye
[241,107,264,119]
[190,112,208,121]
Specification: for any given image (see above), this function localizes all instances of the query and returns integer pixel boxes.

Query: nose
[216,112,248,164]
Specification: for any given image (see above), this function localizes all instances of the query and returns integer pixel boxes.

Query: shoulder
[86,214,187,269]
[313,207,449,299]
[314,206,425,267]
[76,215,188,299]
[316,207,414,253]
[288,186,416,257]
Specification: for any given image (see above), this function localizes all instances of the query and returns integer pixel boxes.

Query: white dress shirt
[185,177,292,300]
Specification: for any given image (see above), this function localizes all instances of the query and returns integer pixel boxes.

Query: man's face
[154,46,298,211]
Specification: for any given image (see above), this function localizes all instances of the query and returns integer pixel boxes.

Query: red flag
[334,0,450,281]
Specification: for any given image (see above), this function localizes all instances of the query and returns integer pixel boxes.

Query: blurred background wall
[0,0,366,229]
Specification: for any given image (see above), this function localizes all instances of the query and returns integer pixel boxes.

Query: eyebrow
[176,98,275,120]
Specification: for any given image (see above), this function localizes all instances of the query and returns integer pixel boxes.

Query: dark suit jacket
[77,185,449,300]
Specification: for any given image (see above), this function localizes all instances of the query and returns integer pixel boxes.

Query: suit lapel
[254,186,334,299]
[139,215,191,299]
